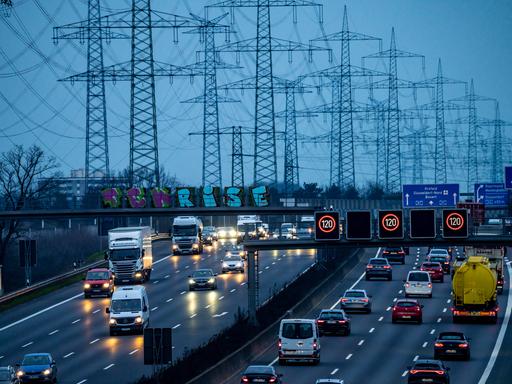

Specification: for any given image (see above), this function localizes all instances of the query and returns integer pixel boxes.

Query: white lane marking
[402,370,408,377]
[180,291,186,295]
[437,317,442,323]
[399,290,403,294]
[76,380,87,384]
[151,307,159,312]
[205,304,211,309]
[386,306,392,311]
[230,289,236,293]
[153,256,170,265]
[22,341,33,348]
[129,349,139,355]
[219,296,225,301]
[413,266,417,270]
[201,257,205,260]
[272,262,276,265]
[358,339,365,346]
[172,324,181,329]
[63,352,75,358]
[92,309,100,314]
[393,298,397,302]
[442,308,447,313]
[369,328,375,333]
[166,298,173,303]
[164,275,170,279]
[48,330,59,335]
[241,282,247,286]
[330,248,381,310]
[90,338,99,344]
[413,355,419,361]
[0,356,4,359]
[330,368,339,375]
[378,316,383,322]
[0,292,83,332]
[103,364,114,370]
[190,313,197,318]
[345,353,353,360]
[269,357,279,366]
[176,270,180,274]
[213,312,228,318]
[478,262,512,384]
[430,329,436,335]
[153,280,160,284]
[447,299,451,304]
[72,319,81,324]
[265,266,270,270]
[258,271,263,274]
[185,265,190,269]
[422,342,428,348]
[193,261,197,264]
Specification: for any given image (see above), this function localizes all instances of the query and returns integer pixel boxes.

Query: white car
[278,319,320,365]
[404,271,432,298]
[221,254,244,273]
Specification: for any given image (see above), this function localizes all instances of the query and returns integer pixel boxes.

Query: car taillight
[458,343,468,348]
[366,265,374,269]
[337,320,346,324]
[241,376,249,383]
[415,306,421,311]
[410,370,419,375]
[428,283,432,288]
[313,339,318,350]
[317,320,325,323]
[405,283,410,288]
[278,339,282,349]
[434,342,444,347]
[341,298,349,302]
[383,265,391,269]
[444,262,449,264]
[434,370,446,375]
[361,298,369,302]
[392,306,397,311]
[399,251,405,255]
[269,377,277,383]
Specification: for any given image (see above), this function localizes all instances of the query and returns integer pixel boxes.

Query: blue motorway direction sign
[402,184,459,208]
[474,183,509,207]
[505,166,512,189]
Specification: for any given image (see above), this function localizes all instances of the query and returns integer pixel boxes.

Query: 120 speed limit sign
[315,211,340,241]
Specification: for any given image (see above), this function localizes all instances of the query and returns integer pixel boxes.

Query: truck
[171,216,203,255]
[107,227,153,284]
[451,256,498,323]
[237,215,263,240]
[464,246,505,294]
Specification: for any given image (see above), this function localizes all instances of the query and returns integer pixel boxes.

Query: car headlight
[109,318,117,325]
[84,283,91,289]
[219,231,226,237]
[192,243,199,248]
[135,316,143,324]
[172,244,179,249]
[208,278,215,283]
[189,279,195,284]
[222,262,229,268]
[16,371,24,377]
[230,230,237,237]
[102,282,110,288]
[135,272,142,278]
[43,369,52,376]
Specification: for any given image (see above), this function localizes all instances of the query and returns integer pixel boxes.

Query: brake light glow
[317,319,325,323]
[405,283,410,288]
[341,298,349,302]
[361,298,369,302]
[410,370,445,375]
[241,376,249,383]
[428,283,432,288]
[458,343,468,348]
[366,265,374,269]
[337,320,346,324]
[434,342,444,347]
[278,339,282,349]
[383,265,391,269]
[313,339,318,350]
[269,377,277,383]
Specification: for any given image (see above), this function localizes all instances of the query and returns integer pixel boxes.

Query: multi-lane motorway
[0,240,316,384]
[223,247,511,384]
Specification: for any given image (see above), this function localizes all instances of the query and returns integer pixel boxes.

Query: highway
[223,247,511,384]
[0,240,316,384]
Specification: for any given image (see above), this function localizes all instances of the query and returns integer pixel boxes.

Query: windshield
[422,263,441,268]
[397,302,417,307]
[319,312,345,320]
[111,298,141,312]
[430,249,447,255]
[22,355,50,366]
[110,249,139,261]
[370,259,387,265]
[224,255,241,261]
[440,333,463,340]
[0,372,10,380]
[281,322,313,339]
[409,272,429,282]
[192,270,213,278]
[429,256,446,262]
[173,225,197,236]
[86,271,109,280]
[414,363,442,370]
[345,291,365,298]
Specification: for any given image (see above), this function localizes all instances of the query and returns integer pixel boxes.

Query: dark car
[15,353,57,383]
[203,226,217,245]
[316,309,351,336]
[407,359,450,384]
[0,366,19,384]
[340,289,372,313]
[427,255,451,274]
[240,365,282,383]
[188,269,217,291]
[366,258,392,280]
[83,268,114,298]
[382,247,405,264]
[434,332,470,360]
[420,262,444,283]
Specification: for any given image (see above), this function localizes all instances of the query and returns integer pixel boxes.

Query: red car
[420,262,444,283]
[392,299,423,324]
[83,268,114,298]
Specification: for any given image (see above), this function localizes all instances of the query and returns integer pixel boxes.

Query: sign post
[315,211,340,241]
[402,184,459,208]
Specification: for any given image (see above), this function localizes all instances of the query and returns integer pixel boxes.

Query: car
[365,258,392,280]
[382,247,406,264]
[278,319,320,365]
[315,380,344,384]
[217,226,238,240]
[340,289,372,313]
[225,245,247,260]
[420,262,444,283]
[407,359,450,384]
[83,268,114,298]
[240,365,282,383]
[15,353,57,383]
[404,270,432,298]
[392,299,423,323]
[428,248,451,262]
[107,286,150,336]
[316,309,350,336]
[434,332,471,360]
[188,269,217,290]
[202,226,217,245]
[222,253,245,273]
[0,366,19,384]
[427,254,451,275]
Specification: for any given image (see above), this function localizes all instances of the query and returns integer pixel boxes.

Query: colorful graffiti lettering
[101,188,122,208]
[127,187,147,208]
[151,187,172,208]
[224,187,244,207]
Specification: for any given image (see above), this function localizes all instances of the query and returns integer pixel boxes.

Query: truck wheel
[278,359,286,366]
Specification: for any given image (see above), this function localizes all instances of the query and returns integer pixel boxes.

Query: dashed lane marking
[103,364,114,370]
[172,324,181,329]
[151,307,158,312]
[63,352,75,358]
[164,275,170,279]
[414,355,419,361]
[241,282,247,286]
[21,341,33,348]
[72,319,81,324]
[76,380,87,384]
[386,306,392,311]
[230,289,236,293]
[265,266,270,270]
[129,349,138,355]
[219,296,225,301]
[49,330,59,335]
[369,328,375,333]
[180,291,186,295]
[446,299,451,303]
[90,339,99,344]
[430,329,436,335]
[402,370,408,377]
[358,339,365,346]
[437,318,442,323]
[205,304,211,309]
[166,298,173,303]
[422,342,428,348]
[378,316,383,322]
[92,309,100,314]
[331,368,339,375]
[345,354,353,360]
[190,313,197,318]
[442,308,447,313]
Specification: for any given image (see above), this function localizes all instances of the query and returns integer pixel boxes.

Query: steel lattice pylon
[232,125,245,185]
[283,85,299,191]
[492,103,503,183]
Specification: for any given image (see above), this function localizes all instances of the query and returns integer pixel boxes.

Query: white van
[278,319,320,365]
[404,270,432,298]
[106,286,149,336]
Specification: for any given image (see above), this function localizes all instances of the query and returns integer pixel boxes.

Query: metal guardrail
[0,234,170,306]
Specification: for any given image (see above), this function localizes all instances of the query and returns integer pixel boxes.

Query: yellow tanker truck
[452,256,498,323]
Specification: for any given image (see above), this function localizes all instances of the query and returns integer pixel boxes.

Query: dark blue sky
[1,0,510,188]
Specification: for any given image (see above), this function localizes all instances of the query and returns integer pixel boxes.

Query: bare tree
[0,145,59,288]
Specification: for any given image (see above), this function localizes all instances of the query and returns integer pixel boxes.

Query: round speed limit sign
[318,215,336,233]
[315,211,340,240]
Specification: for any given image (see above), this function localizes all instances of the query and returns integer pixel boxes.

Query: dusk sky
[1,0,511,189]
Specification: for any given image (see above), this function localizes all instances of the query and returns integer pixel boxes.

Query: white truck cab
[106,286,149,336]
[172,216,203,255]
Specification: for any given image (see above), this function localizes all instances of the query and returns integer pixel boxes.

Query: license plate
[254,379,265,383]
[446,349,456,353]
[93,289,101,292]
[422,380,433,382]
[122,279,129,283]
[121,327,130,331]
[328,320,336,324]
[402,315,411,319]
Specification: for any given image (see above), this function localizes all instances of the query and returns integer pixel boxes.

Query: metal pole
[0,264,3,296]
[247,249,258,325]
